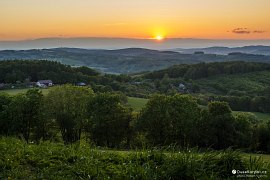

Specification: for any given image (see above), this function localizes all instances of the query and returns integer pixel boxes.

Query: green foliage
[45,85,94,144]
[254,123,270,152]
[2,85,270,153]
[145,61,270,80]
[209,95,270,113]
[87,93,132,148]
[141,62,270,113]
[208,101,232,116]
[234,112,260,150]
[7,89,43,142]
[196,71,270,96]
[0,93,12,136]
[137,94,200,146]
[197,102,236,149]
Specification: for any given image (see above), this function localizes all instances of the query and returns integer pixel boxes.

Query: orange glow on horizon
[0,0,270,41]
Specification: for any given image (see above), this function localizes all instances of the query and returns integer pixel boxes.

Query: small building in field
[36,80,53,88]
[76,82,86,86]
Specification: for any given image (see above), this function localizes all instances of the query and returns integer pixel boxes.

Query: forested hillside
[1,60,270,113]
[144,61,270,79]
[0,60,99,84]
[141,61,270,113]
[1,48,270,74]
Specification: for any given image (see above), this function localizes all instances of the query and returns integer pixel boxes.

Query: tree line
[1,85,270,152]
[0,60,99,84]
[144,61,270,80]
[208,95,270,113]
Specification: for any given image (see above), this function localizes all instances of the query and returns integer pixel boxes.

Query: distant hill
[172,45,270,56]
[1,37,270,50]
[1,47,270,74]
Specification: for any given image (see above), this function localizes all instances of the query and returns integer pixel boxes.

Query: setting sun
[155,36,164,41]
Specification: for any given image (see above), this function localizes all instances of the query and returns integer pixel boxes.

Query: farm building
[36,80,53,87]
[76,82,86,86]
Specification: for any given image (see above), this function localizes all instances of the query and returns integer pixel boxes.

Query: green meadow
[0,88,50,95]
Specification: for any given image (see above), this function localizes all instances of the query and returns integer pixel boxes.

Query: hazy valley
[1,46,270,74]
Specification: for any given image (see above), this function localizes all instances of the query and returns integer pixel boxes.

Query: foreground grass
[247,154,270,164]
[0,138,270,179]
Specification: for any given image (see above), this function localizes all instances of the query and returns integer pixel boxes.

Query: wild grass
[1,137,269,179]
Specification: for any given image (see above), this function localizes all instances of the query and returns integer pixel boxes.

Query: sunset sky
[1,0,270,41]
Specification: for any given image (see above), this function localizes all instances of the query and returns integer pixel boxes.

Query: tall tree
[87,93,132,147]
[0,93,12,136]
[137,94,200,146]
[9,89,43,142]
[207,101,236,149]
[45,85,94,144]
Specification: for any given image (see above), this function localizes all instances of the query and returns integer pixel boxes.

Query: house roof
[37,80,53,84]
[77,82,86,86]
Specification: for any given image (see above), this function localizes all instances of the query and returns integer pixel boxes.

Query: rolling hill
[1,47,270,74]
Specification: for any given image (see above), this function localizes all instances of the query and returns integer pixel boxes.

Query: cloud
[253,30,266,33]
[232,28,250,34]
[231,28,266,34]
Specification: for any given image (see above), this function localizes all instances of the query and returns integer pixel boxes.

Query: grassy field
[233,111,270,122]
[253,112,270,122]
[127,97,148,111]
[0,137,269,179]
[0,88,50,95]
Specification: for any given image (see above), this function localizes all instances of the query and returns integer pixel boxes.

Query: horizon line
[1,36,270,42]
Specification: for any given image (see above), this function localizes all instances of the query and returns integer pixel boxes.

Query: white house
[36,80,53,87]
[76,82,86,86]
[179,83,186,90]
